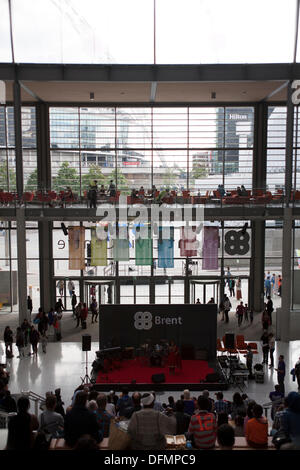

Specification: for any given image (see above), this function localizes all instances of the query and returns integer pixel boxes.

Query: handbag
[272,430,292,449]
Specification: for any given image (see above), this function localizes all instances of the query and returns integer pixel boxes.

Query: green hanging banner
[135,238,153,266]
[91,227,107,266]
[113,238,130,261]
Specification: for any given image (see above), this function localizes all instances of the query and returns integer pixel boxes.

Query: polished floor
[1,340,300,413]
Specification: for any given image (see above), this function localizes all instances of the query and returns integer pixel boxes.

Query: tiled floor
[1,339,299,413]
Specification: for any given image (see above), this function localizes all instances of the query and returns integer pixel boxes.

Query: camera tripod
[80,350,92,385]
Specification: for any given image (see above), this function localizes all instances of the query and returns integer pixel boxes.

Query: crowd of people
[1,379,300,451]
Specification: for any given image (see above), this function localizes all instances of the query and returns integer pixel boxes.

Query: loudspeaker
[224,333,235,349]
[82,334,91,351]
[61,223,68,236]
[151,373,165,384]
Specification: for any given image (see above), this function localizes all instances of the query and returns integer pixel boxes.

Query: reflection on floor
[1,340,299,413]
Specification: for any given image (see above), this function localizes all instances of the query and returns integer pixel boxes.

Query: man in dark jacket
[64,391,101,448]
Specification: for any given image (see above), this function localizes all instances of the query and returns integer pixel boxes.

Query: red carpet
[96,359,215,385]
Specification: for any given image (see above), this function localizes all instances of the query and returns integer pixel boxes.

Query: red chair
[22,192,34,203]
[222,335,238,354]
[236,335,248,354]
[217,338,226,353]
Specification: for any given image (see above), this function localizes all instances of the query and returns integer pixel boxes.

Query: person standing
[236,278,242,301]
[67,280,75,298]
[260,330,269,365]
[245,345,254,379]
[223,295,231,324]
[225,267,231,288]
[90,298,98,324]
[15,327,25,359]
[266,296,274,326]
[229,278,235,297]
[21,318,30,348]
[244,303,249,322]
[89,180,98,209]
[56,280,64,298]
[265,273,271,298]
[268,333,275,369]
[27,296,33,316]
[41,334,47,354]
[278,275,282,297]
[262,308,270,331]
[75,302,82,328]
[275,355,286,396]
[71,291,77,317]
[236,301,244,327]
[271,273,276,297]
[4,326,13,358]
[29,325,40,357]
[81,303,88,329]
[294,357,300,390]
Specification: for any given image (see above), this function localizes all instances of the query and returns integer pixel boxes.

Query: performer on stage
[167,340,180,374]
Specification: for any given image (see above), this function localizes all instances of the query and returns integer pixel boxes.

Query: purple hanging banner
[202,226,219,270]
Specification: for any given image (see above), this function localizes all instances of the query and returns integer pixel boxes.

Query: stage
[94,359,228,392]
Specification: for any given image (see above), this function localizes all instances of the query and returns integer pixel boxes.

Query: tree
[191,164,208,180]
[52,162,80,193]
[0,162,16,191]
[163,167,178,188]
[25,169,37,192]
[81,164,106,192]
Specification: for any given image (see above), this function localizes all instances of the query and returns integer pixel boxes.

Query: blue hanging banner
[158,226,174,268]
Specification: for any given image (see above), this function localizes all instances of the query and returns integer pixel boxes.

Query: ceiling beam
[19,80,43,102]
[1,63,300,83]
[260,80,289,102]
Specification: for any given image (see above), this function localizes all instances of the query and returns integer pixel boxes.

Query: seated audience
[116,388,133,417]
[271,402,287,436]
[240,185,248,196]
[39,394,64,438]
[217,424,235,450]
[54,388,65,417]
[105,394,116,417]
[217,184,226,197]
[6,396,39,450]
[152,391,164,412]
[123,392,142,419]
[243,401,256,435]
[232,415,245,437]
[214,392,229,415]
[174,400,191,434]
[64,391,102,448]
[183,389,195,416]
[245,404,268,448]
[202,390,214,410]
[95,393,111,438]
[217,412,229,428]
[167,396,176,411]
[280,391,300,450]
[230,392,246,420]
[188,396,217,449]
[127,393,176,450]
[73,434,99,451]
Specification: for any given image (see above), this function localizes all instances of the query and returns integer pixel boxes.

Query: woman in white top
[268,333,275,368]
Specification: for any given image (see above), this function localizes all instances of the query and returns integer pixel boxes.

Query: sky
[0,0,298,64]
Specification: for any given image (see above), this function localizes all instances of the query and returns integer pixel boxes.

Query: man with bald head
[123,392,142,419]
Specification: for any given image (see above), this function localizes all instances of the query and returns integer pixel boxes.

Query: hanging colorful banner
[91,227,107,266]
[68,226,85,270]
[158,226,174,269]
[135,238,153,265]
[113,238,130,261]
[202,226,219,270]
[179,226,198,257]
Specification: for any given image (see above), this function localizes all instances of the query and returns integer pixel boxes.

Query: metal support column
[16,207,28,323]
[36,103,51,190]
[13,80,23,198]
[277,208,293,340]
[250,220,265,313]
[38,221,54,312]
[250,103,268,312]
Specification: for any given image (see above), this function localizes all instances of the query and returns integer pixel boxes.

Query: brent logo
[134,311,153,330]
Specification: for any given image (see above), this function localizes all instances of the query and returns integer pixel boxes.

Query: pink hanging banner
[179,226,198,257]
[202,226,219,270]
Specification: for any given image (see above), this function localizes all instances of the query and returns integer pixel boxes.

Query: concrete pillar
[38,221,54,312]
[16,208,28,323]
[277,208,292,340]
[250,220,265,313]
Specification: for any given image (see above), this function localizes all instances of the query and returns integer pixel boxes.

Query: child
[41,333,48,354]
